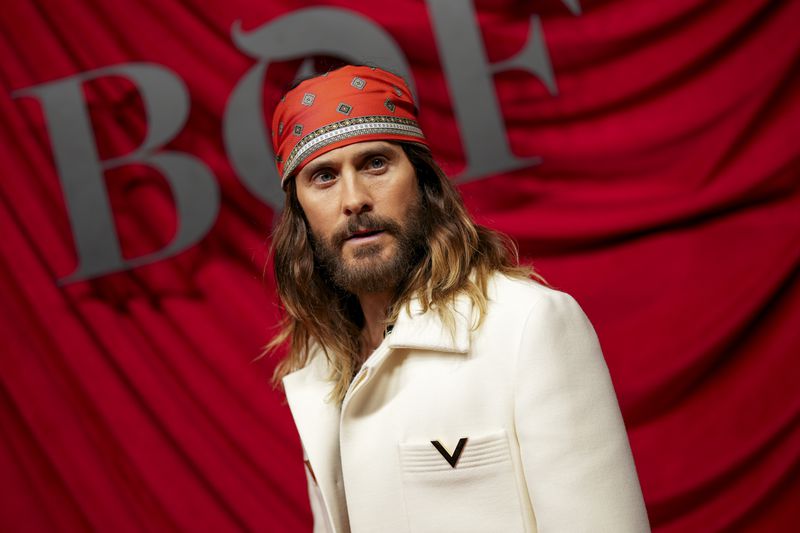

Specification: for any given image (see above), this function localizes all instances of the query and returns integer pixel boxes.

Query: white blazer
[282,274,650,532]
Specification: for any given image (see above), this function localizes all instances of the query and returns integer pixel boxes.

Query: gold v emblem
[431,437,468,468]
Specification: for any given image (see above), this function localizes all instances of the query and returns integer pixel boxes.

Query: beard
[310,196,427,295]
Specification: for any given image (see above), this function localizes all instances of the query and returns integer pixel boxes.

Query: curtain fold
[1,1,797,531]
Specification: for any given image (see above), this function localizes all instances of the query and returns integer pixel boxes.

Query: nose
[340,170,373,217]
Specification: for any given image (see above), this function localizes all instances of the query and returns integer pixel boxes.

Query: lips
[346,228,384,240]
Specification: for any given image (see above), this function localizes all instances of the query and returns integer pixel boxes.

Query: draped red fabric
[1,1,798,531]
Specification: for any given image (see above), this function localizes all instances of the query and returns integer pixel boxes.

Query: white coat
[282,273,650,532]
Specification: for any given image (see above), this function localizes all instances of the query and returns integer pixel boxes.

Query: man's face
[294,141,426,294]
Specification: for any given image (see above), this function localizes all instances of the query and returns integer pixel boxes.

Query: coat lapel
[387,291,473,354]
[282,353,349,533]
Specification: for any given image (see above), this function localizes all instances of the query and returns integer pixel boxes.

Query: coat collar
[385,290,473,354]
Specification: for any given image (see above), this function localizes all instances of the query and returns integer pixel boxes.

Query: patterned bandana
[271,65,428,188]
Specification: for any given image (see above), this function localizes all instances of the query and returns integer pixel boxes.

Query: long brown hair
[266,143,545,403]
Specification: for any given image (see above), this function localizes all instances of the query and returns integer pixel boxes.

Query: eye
[312,171,335,184]
[368,157,386,170]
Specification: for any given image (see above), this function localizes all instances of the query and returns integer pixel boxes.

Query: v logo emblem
[431,437,468,468]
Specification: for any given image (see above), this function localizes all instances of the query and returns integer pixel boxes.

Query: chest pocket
[398,429,525,533]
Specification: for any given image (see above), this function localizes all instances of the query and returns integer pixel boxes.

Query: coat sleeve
[513,290,651,532]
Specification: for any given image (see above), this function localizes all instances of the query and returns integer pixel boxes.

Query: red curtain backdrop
[1,0,798,531]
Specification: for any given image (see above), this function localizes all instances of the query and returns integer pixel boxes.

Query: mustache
[331,213,402,247]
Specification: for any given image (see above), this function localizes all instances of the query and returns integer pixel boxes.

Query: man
[267,65,650,532]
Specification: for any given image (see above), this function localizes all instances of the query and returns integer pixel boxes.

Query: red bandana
[271,65,428,188]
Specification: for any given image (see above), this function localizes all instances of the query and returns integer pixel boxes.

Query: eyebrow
[304,144,397,176]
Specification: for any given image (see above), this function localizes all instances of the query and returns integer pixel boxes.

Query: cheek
[304,210,325,236]
[297,196,336,240]
[392,186,421,221]
[382,172,418,216]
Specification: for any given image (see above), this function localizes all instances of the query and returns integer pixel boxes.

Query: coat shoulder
[487,273,581,317]
[281,341,331,388]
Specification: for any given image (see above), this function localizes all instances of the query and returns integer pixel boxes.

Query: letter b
[14,63,219,283]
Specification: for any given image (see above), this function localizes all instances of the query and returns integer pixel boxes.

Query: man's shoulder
[484,272,594,338]
[487,272,571,312]
[281,340,330,387]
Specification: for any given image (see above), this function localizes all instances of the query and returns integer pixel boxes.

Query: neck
[357,289,394,358]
